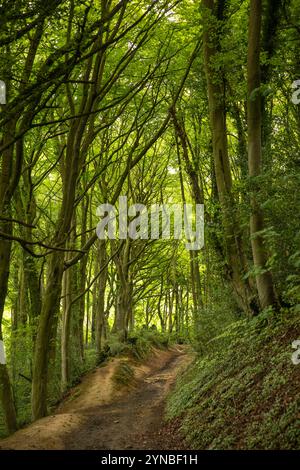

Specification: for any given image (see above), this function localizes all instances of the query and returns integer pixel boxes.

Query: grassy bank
[166,310,300,450]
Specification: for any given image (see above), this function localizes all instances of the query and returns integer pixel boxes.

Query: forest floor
[0,346,192,450]
[166,314,300,449]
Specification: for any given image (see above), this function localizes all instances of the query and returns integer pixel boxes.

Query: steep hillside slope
[166,312,300,450]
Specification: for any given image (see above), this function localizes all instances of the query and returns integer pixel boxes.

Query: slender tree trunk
[91,280,97,344]
[157,279,165,332]
[113,240,132,341]
[61,254,72,392]
[173,112,203,332]
[31,252,64,419]
[0,122,18,433]
[0,23,46,431]
[247,0,277,310]
[168,290,174,333]
[0,232,17,433]
[95,240,108,356]
[77,196,89,360]
[202,0,255,315]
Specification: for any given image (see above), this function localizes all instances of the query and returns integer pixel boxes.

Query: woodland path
[0,346,192,450]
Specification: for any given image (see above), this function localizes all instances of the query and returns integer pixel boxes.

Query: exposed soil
[0,346,192,450]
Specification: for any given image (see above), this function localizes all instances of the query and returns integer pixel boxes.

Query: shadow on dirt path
[0,346,192,450]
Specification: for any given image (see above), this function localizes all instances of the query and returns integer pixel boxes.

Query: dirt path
[0,346,192,450]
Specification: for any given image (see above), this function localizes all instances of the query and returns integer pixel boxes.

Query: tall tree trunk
[31,252,64,419]
[113,240,132,341]
[95,240,108,356]
[247,0,277,310]
[0,94,18,433]
[61,246,73,392]
[168,290,174,333]
[202,0,255,315]
[0,132,18,433]
[0,20,46,431]
[77,196,89,361]
[173,111,203,331]
[0,225,17,434]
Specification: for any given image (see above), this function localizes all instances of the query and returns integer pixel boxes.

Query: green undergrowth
[110,330,170,388]
[112,361,135,388]
[102,329,170,363]
[166,310,300,450]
